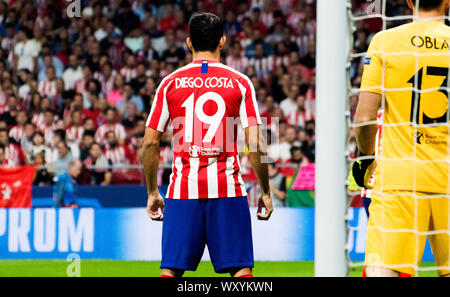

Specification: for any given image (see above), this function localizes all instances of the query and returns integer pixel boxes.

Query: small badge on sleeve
[201,60,209,73]
[364,57,372,65]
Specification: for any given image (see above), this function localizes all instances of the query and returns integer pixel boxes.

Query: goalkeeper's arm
[355,91,381,155]
[353,91,381,188]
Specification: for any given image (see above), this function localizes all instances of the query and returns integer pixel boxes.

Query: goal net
[345,0,450,276]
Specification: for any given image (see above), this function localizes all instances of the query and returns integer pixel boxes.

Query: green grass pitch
[0,260,439,277]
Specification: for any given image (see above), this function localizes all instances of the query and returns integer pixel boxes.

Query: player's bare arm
[245,125,273,221]
[142,127,164,221]
[354,91,381,156]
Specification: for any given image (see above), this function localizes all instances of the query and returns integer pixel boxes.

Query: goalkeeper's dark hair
[189,13,224,52]
[411,0,444,11]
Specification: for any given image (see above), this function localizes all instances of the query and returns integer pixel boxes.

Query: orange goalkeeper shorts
[365,190,449,276]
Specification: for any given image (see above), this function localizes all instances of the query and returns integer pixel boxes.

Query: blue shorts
[362,196,372,217]
[161,196,254,273]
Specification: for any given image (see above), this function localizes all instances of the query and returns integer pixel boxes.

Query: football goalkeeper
[354,0,450,277]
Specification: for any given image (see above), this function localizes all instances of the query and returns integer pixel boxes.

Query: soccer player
[142,13,273,277]
[354,0,450,277]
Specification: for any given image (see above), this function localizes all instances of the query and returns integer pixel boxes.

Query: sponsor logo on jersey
[189,145,201,157]
[188,145,220,157]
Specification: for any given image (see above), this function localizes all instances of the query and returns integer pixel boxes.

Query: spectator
[20,122,35,156]
[267,126,301,162]
[79,130,95,161]
[0,128,25,166]
[63,54,83,91]
[39,108,56,146]
[8,110,27,142]
[32,151,53,186]
[0,143,9,167]
[116,84,144,118]
[129,62,148,95]
[120,53,138,82]
[28,131,52,165]
[83,142,112,186]
[13,26,38,73]
[38,66,58,100]
[52,129,80,160]
[226,41,248,73]
[66,109,85,145]
[122,106,145,138]
[95,107,126,147]
[105,129,130,162]
[162,29,186,68]
[280,84,300,117]
[52,140,73,177]
[285,94,315,128]
[53,159,82,208]
[107,73,125,106]
[0,94,19,127]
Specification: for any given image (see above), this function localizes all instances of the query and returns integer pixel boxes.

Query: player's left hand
[256,193,273,221]
[147,191,165,221]
[352,154,377,189]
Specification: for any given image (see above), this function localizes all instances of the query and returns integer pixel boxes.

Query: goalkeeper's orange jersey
[361,20,450,194]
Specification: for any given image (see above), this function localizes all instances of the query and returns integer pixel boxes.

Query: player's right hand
[256,193,273,221]
[147,191,165,221]
[352,154,376,189]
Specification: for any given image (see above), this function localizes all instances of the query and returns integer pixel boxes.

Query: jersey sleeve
[146,79,171,132]
[360,32,384,94]
[237,77,262,128]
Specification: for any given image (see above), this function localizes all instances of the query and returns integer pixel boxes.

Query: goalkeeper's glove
[352,153,376,189]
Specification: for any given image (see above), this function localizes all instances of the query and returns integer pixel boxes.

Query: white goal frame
[315,0,350,276]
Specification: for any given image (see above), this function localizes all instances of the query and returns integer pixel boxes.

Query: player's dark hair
[189,13,224,52]
[411,0,444,10]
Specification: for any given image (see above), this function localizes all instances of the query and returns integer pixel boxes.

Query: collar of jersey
[192,59,220,64]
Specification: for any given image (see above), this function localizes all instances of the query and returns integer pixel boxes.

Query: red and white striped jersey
[104,145,130,164]
[93,71,115,94]
[248,56,274,79]
[0,158,11,168]
[66,125,84,144]
[285,109,315,128]
[39,124,56,146]
[292,35,310,57]
[9,126,24,142]
[361,110,384,198]
[226,55,249,74]
[95,123,127,147]
[260,12,275,29]
[146,60,262,199]
[5,143,25,166]
[74,78,87,94]
[120,67,137,82]
[272,55,290,70]
[38,80,57,98]
[32,112,45,130]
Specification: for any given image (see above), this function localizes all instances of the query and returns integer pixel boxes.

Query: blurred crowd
[0,0,318,207]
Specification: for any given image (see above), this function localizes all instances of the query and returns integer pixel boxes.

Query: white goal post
[315,0,350,276]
